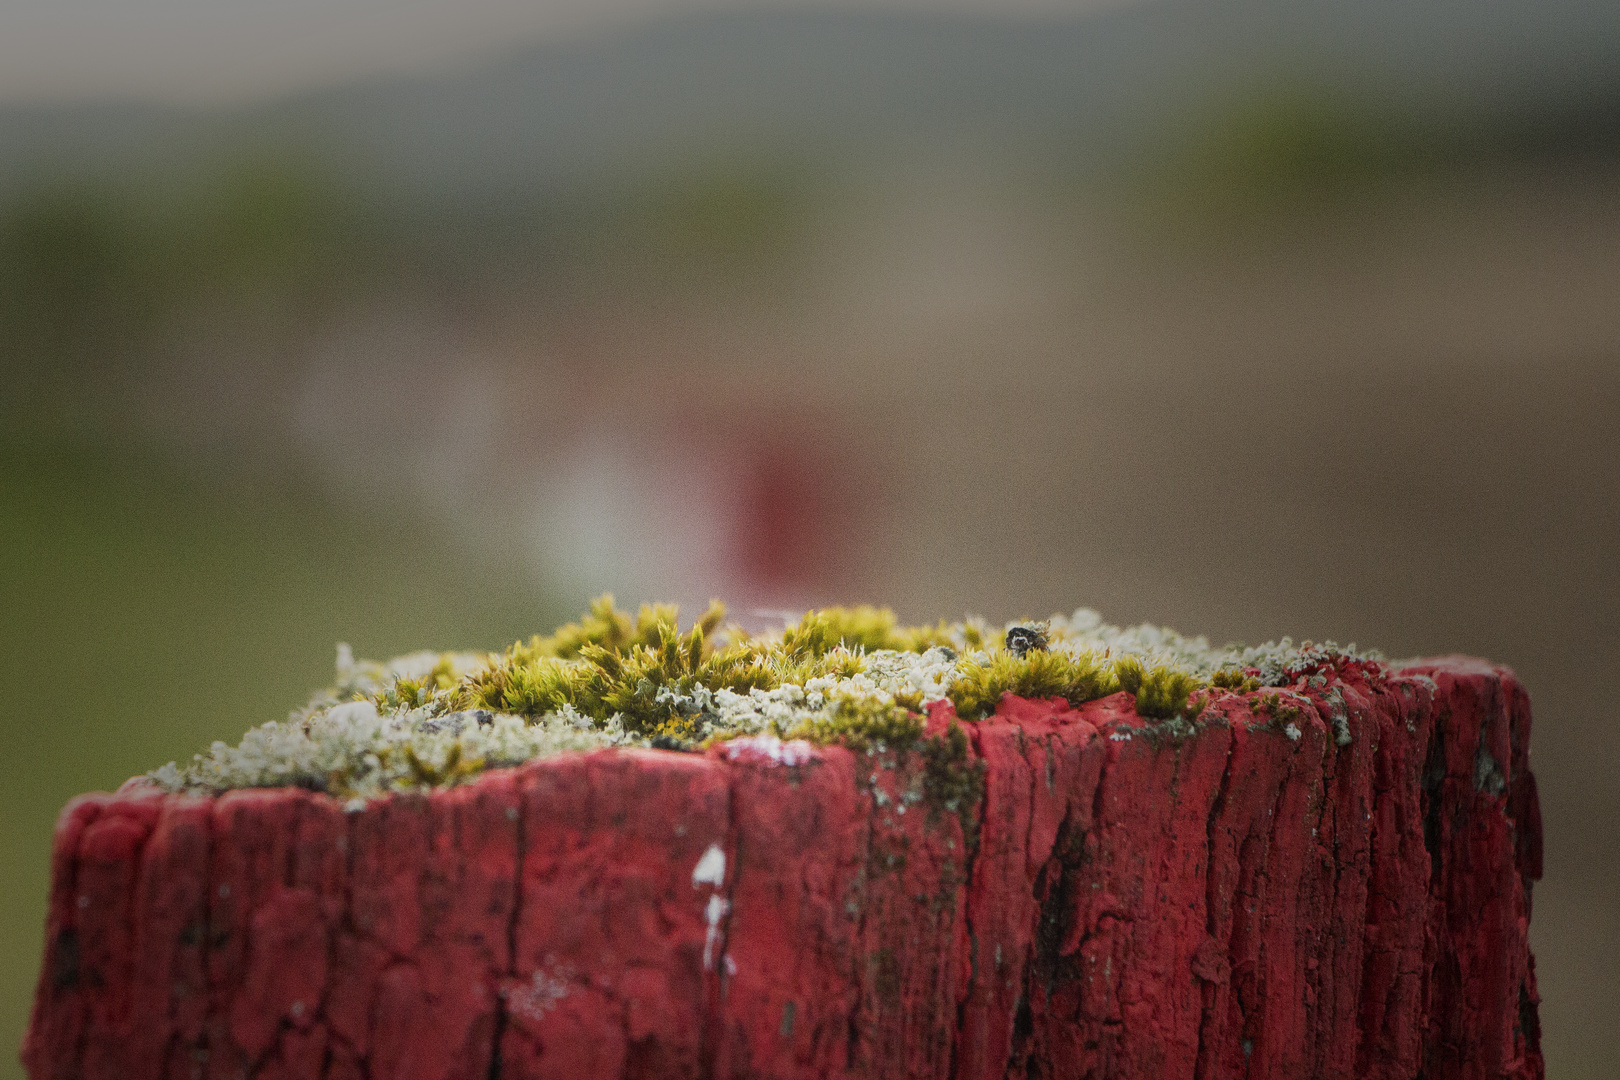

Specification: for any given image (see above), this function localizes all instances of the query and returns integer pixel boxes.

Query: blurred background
[2,1,1617,1076]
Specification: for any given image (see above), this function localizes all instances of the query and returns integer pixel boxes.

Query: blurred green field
[0,435,561,1080]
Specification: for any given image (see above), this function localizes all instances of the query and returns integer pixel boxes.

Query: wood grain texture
[23,658,1542,1080]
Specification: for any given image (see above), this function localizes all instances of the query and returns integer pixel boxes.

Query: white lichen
[150,608,1384,798]
[153,699,611,799]
[1049,610,1379,686]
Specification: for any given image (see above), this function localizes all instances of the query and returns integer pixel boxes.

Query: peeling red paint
[23,658,1541,1080]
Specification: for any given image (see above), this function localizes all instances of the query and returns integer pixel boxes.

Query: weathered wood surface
[23,656,1542,1080]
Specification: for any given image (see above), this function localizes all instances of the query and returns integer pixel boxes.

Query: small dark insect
[1005,624,1049,658]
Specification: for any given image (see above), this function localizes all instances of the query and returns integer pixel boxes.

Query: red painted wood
[22,658,1542,1080]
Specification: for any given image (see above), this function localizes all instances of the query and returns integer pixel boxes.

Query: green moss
[155,595,1370,797]
[779,605,953,656]
[508,594,725,663]
[463,600,731,736]
[947,647,1117,719]
[1211,667,1262,693]
[1252,691,1303,724]
[783,695,926,753]
[920,721,987,847]
[379,677,432,711]
[462,597,958,739]
[1130,664,1205,720]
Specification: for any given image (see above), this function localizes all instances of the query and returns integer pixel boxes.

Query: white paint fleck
[692,843,727,889]
[1285,723,1302,741]
[703,894,731,970]
[505,966,571,1021]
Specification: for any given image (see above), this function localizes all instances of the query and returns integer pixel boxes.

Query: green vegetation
[947,647,1117,719]
[1163,80,1426,206]
[1211,667,1263,693]
[1252,691,1304,725]
[602,153,823,265]
[458,598,885,742]
[1119,73,1537,231]
[1112,654,1205,720]
[0,432,561,1080]
[783,694,927,753]
[780,604,956,656]
[1140,70,1620,222]
[0,151,375,340]
[154,596,1387,802]
[456,599,1204,740]
[920,721,987,845]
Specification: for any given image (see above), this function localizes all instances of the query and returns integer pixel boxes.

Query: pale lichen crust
[150,598,1382,799]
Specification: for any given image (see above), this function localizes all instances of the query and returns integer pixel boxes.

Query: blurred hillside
[3,3,1620,1079]
[4,2,1620,195]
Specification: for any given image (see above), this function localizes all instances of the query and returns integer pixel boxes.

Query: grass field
[0,434,563,1078]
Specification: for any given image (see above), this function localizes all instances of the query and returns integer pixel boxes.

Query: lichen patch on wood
[150,598,1382,799]
[29,651,1543,1080]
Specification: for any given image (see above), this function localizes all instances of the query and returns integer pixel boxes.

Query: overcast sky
[0,0,1130,106]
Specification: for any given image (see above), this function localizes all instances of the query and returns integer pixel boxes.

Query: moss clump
[945,647,1215,722]
[947,647,1119,719]
[1251,691,1304,724]
[460,599,891,740]
[462,618,733,736]
[508,596,726,663]
[1210,666,1263,693]
[780,605,955,656]
[151,597,1378,798]
[783,694,927,753]
[1113,655,1205,720]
